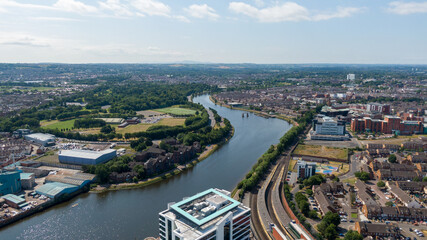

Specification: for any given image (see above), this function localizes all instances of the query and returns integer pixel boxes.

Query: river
[0,95,292,240]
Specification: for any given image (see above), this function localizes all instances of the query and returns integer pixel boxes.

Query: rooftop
[59,149,116,160]
[25,133,56,141]
[170,188,240,226]
[160,188,249,239]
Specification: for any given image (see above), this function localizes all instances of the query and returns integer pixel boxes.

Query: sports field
[41,119,76,130]
[154,107,196,116]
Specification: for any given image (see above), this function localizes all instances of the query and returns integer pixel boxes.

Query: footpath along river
[0,94,292,240]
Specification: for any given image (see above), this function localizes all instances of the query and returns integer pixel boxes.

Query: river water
[0,95,291,240]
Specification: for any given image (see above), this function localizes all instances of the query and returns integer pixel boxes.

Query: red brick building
[351,116,423,135]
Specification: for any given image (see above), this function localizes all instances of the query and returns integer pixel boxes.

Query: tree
[355,171,370,181]
[385,201,394,207]
[95,165,109,183]
[377,181,386,188]
[388,154,397,163]
[324,224,338,240]
[344,230,363,240]
[423,176,427,182]
[100,125,115,134]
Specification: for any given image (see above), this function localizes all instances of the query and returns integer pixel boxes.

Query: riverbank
[209,95,297,125]
[91,125,235,193]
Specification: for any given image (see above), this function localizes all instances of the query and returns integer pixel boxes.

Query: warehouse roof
[20,173,34,180]
[2,194,26,205]
[59,149,116,160]
[25,133,55,141]
[36,182,78,198]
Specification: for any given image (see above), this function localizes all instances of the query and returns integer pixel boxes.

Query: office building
[347,74,355,81]
[312,115,345,135]
[297,160,316,179]
[159,188,251,240]
[59,149,117,165]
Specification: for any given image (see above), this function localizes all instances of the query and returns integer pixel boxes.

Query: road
[206,107,216,127]
[339,153,362,180]
[250,124,313,240]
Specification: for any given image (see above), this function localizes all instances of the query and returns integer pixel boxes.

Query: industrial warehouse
[58,149,117,165]
[24,133,56,147]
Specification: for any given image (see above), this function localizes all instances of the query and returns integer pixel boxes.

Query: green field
[294,144,348,161]
[154,107,196,116]
[41,119,76,130]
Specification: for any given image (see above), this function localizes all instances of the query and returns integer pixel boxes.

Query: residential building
[388,185,421,208]
[159,188,251,240]
[366,103,391,114]
[355,222,400,238]
[297,160,316,179]
[351,115,423,135]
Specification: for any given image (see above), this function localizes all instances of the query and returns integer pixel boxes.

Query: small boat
[72,203,79,208]
[246,113,249,117]
[242,113,244,118]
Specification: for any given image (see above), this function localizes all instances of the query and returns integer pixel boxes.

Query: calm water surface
[0,95,291,240]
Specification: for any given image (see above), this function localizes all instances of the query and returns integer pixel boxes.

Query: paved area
[368,181,389,205]
[304,139,359,148]
[339,153,362,180]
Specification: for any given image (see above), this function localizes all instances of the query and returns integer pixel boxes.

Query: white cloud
[229,2,310,22]
[99,0,133,17]
[173,15,191,23]
[388,1,427,15]
[0,32,54,47]
[184,4,219,20]
[130,0,171,17]
[312,7,362,21]
[0,0,54,11]
[229,1,362,22]
[54,0,98,14]
[30,16,82,22]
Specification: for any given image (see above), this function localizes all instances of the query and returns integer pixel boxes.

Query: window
[167,220,172,240]
[224,222,230,240]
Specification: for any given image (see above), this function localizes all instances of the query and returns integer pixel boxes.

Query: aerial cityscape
[1,0,427,240]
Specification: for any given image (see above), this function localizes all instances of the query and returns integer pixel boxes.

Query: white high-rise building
[159,188,251,240]
[347,74,355,80]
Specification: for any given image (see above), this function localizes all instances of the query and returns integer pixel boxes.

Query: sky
[0,0,427,64]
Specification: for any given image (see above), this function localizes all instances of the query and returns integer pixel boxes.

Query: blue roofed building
[0,171,22,196]
[2,194,27,209]
[35,182,79,199]
[59,149,117,165]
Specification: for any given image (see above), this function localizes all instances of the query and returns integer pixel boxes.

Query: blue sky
[0,0,427,64]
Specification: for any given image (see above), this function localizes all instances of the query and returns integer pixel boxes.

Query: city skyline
[1,0,427,64]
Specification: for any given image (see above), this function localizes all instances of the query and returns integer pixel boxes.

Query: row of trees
[74,118,106,129]
[236,108,318,197]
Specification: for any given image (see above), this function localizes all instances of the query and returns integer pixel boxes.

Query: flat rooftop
[59,149,116,160]
[161,188,249,239]
[171,188,240,226]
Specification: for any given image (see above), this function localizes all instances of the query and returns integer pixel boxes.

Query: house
[389,185,421,208]
[355,181,377,206]
[313,190,336,215]
[395,181,427,192]
[355,222,400,238]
